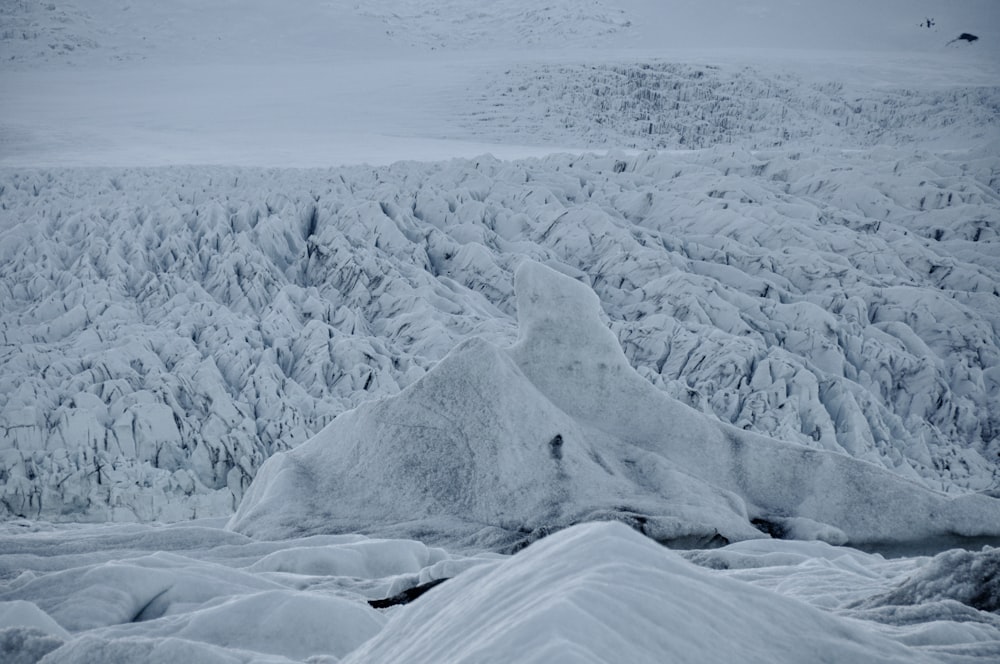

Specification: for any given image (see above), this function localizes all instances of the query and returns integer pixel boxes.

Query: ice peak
[512,261,626,364]
[510,260,667,439]
[513,261,603,332]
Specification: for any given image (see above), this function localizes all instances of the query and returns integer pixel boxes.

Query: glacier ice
[0,601,69,640]
[4,1,1000,662]
[229,261,1000,547]
[2,146,999,523]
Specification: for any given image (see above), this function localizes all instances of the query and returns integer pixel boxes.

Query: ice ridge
[229,261,1000,548]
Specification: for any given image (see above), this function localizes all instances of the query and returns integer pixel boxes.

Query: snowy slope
[343,523,987,664]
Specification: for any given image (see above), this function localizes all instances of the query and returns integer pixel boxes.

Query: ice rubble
[229,261,1000,547]
[2,145,999,522]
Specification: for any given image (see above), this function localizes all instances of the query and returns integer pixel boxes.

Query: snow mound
[0,521,506,662]
[75,589,384,661]
[0,601,70,640]
[342,521,936,664]
[38,634,298,664]
[230,261,1000,547]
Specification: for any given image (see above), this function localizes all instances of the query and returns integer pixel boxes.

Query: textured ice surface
[3,146,999,522]
[455,60,1000,152]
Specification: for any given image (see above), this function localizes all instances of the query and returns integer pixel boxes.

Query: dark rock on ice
[369,578,450,609]
[946,33,979,45]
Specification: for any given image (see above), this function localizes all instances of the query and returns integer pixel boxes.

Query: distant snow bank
[1,146,997,523]
[3,0,996,68]
[4,2,997,169]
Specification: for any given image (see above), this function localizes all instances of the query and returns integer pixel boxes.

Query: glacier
[3,146,998,523]
[3,0,1000,661]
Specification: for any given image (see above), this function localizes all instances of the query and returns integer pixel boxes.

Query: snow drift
[229,261,1000,548]
[342,522,941,664]
[6,520,997,663]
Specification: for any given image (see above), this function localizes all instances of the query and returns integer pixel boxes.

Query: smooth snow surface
[343,522,936,664]
[3,0,1000,661]
[2,520,999,663]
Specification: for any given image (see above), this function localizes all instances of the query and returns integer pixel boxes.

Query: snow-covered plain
[2,0,1000,661]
